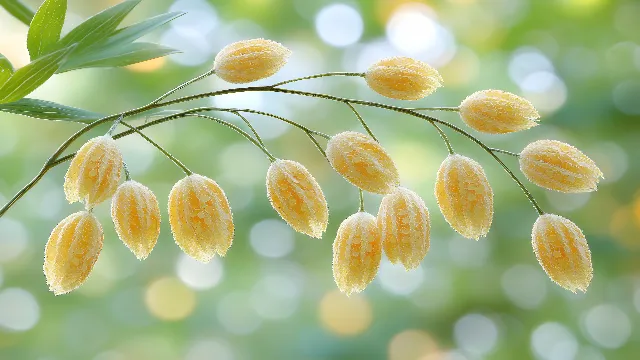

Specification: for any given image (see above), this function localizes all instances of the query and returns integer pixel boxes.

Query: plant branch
[344,102,377,142]
[271,72,364,87]
[150,68,216,105]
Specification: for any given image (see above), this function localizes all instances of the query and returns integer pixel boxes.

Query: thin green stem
[107,115,123,135]
[230,108,330,139]
[431,122,454,155]
[305,132,328,159]
[489,148,520,157]
[358,188,364,212]
[344,102,377,142]
[271,72,364,87]
[123,162,132,181]
[407,106,460,112]
[231,111,265,147]
[150,68,216,105]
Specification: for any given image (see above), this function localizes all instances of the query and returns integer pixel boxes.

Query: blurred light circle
[161,28,213,66]
[448,236,490,268]
[250,273,301,320]
[612,80,640,115]
[145,277,196,321]
[0,288,40,331]
[576,346,606,360]
[249,219,295,258]
[36,187,64,220]
[531,322,578,360]
[315,4,363,47]
[220,142,268,187]
[186,339,234,360]
[0,218,28,263]
[388,329,439,360]
[378,259,424,295]
[116,136,156,177]
[521,71,567,113]
[176,253,224,290]
[319,290,372,336]
[501,264,547,309]
[545,192,591,213]
[217,292,262,335]
[588,142,628,184]
[508,49,554,85]
[453,314,499,356]
[354,40,397,72]
[583,304,631,349]
[170,0,218,35]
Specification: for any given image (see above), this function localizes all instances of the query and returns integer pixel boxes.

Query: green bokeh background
[1,0,639,359]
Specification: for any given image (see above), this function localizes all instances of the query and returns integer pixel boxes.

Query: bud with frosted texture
[520,140,603,193]
[532,214,592,292]
[44,211,103,295]
[333,212,382,295]
[434,154,493,240]
[326,131,400,194]
[459,90,540,134]
[64,135,123,208]
[111,180,161,260]
[377,187,430,270]
[365,57,443,100]
[213,38,291,84]
[168,174,234,262]
[266,159,328,238]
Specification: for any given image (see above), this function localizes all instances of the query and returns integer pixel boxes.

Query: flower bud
[532,214,592,292]
[333,212,382,295]
[459,90,540,134]
[326,131,400,194]
[168,174,234,262]
[434,154,493,240]
[365,57,443,100]
[213,38,291,83]
[44,211,103,295]
[64,135,123,208]
[111,180,161,260]
[520,140,603,193]
[377,187,430,270]
[266,159,328,238]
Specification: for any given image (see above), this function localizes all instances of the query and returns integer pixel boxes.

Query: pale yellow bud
[111,180,161,260]
[213,38,291,83]
[64,135,123,208]
[377,187,430,270]
[266,159,329,238]
[520,140,604,193]
[168,174,234,262]
[44,211,103,295]
[332,212,382,295]
[459,90,540,134]
[365,57,443,100]
[532,214,592,292]
[326,131,400,194]
[434,154,493,240]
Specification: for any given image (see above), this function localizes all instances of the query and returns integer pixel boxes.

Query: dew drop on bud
[214,38,292,84]
[365,57,443,100]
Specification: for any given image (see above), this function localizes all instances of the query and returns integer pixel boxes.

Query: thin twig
[231,111,265,147]
[344,102,377,142]
[271,72,364,87]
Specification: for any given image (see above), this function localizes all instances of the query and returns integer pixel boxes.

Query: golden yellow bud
[434,154,493,240]
[365,57,443,100]
[532,214,592,292]
[377,187,430,270]
[332,212,382,295]
[64,135,123,208]
[44,211,103,295]
[458,90,540,134]
[213,38,291,84]
[520,140,603,193]
[266,159,329,238]
[111,180,161,260]
[326,131,400,194]
[168,174,234,262]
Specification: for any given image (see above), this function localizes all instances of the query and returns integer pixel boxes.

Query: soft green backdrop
[1,0,639,359]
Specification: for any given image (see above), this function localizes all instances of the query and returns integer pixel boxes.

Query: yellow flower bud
[520,140,604,193]
[266,159,329,238]
[111,180,161,260]
[377,187,430,270]
[64,135,123,208]
[44,211,103,295]
[434,154,493,240]
[332,212,382,295]
[459,90,540,134]
[326,131,400,194]
[365,57,443,100]
[168,174,234,262]
[532,214,592,292]
[213,38,291,83]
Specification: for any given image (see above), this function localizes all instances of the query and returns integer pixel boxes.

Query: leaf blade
[0,54,14,85]
[105,11,185,47]
[60,42,178,72]
[0,98,102,123]
[27,0,67,59]
[0,0,34,26]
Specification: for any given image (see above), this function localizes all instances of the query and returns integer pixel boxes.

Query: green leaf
[0,0,35,26]
[105,11,185,47]
[0,45,75,104]
[60,42,178,72]
[0,98,102,123]
[57,0,140,50]
[27,0,67,60]
[0,54,14,85]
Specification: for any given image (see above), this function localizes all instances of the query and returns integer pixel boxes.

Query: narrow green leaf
[60,42,178,72]
[0,54,14,85]
[58,0,140,50]
[27,0,67,60]
[0,46,74,104]
[105,11,185,47]
[0,0,35,26]
[0,98,102,123]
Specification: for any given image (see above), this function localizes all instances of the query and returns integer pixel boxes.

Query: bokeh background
[1,0,639,359]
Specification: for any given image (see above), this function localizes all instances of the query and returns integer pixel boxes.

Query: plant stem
[150,68,216,105]
[358,188,364,212]
[344,102,377,142]
[271,72,364,87]
[123,162,132,181]
[407,106,460,112]
[489,148,520,157]
[231,111,265,147]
